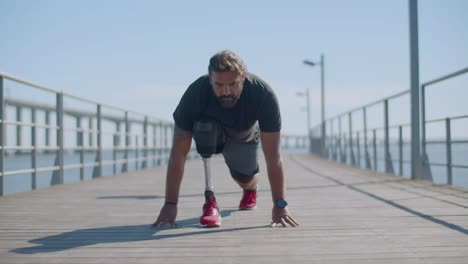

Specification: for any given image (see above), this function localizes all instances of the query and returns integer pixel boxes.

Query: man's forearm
[266,159,285,202]
[260,131,286,203]
[164,152,187,204]
[163,126,192,204]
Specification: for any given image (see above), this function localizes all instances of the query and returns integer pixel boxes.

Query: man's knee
[229,167,259,184]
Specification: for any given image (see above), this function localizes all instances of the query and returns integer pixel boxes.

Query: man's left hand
[271,207,299,227]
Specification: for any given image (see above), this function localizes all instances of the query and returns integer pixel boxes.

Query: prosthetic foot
[200,189,221,227]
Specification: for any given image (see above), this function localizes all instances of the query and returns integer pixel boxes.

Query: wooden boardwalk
[1,153,467,263]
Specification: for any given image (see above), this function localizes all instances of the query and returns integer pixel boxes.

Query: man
[153,50,298,228]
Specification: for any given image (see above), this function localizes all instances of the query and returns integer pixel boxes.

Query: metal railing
[421,67,468,185]
[0,73,187,196]
[309,67,468,188]
[0,73,308,196]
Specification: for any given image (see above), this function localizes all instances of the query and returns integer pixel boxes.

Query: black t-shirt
[173,73,281,143]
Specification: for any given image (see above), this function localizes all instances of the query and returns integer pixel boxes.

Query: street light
[296,89,311,152]
[303,53,326,156]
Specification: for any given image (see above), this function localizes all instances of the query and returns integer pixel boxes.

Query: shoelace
[203,199,218,215]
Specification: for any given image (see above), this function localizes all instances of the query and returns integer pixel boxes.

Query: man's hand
[271,207,299,227]
[152,204,178,228]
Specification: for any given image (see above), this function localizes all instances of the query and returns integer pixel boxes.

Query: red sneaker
[239,189,257,210]
[200,196,221,227]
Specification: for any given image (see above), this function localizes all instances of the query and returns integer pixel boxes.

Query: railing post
[330,120,335,160]
[55,92,64,185]
[113,122,120,175]
[78,118,84,181]
[421,84,426,157]
[76,117,81,151]
[357,131,360,168]
[152,124,157,167]
[158,122,163,165]
[373,129,377,171]
[31,108,37,190]
[95,104,102,178]
[88,116,94,149]
[384,99,394,174]
[348,113,355,166]
[399,126,403,176]
[45,111,50,151]
[124,112,129,172]
[0,76,4,196]
[363,107,371,169]
[143,116,148,169]
[16,106,22,154]
[338,116,343,163]
[446,118,452,185]
[135,136,139,170]
[343,134,347,164]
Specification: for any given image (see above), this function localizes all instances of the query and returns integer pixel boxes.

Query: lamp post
[296,89,311,152]
[303,53,326,156]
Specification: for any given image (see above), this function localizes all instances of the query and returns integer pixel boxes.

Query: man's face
[209,71,244,109]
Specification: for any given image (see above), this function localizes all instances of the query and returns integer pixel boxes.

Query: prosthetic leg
[193,119,221,227]
[193,119,220,196]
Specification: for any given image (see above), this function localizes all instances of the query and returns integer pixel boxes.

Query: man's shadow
[12,209,268,254]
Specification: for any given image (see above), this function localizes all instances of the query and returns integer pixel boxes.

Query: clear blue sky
[1,0,467,136]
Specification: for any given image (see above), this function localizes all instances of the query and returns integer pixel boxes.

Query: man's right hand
[152,203,178,227]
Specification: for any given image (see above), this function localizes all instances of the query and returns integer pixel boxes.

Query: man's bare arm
[260,131,299,227]
[260,131,284,201]
[153,126,192,227]
[164,125,193,204]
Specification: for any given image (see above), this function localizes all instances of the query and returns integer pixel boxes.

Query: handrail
[0,72,171,123]
[421,67,468,87]
[328,90,409,120]
[4,97,169,125]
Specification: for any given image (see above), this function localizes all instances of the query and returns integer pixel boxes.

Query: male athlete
[153,50,298,228]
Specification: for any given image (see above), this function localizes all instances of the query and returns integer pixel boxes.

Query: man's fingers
[153,218,168,228]
[286,216,300,227]
[270,218,286,227]
[280,218,288,227]
[271,215,299,228]
[154,218,178,228]
[284,216,299,227]
[152,219,162,227]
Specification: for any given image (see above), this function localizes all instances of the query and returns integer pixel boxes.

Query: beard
[217,95,239,108]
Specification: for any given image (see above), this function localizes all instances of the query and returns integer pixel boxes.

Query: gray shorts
[221,138,259,183]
